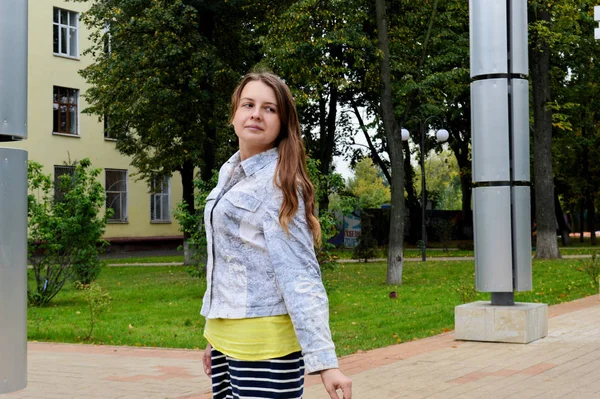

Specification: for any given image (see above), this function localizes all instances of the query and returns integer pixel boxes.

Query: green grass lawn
[103,241,598,265]
[28,257,599,357]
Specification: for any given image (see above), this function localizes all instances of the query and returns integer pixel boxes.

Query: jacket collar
[225,147,279,178]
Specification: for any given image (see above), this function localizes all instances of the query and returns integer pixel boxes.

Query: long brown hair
[230,72,321,246]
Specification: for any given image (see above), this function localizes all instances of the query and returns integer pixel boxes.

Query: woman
[201,71,352,399]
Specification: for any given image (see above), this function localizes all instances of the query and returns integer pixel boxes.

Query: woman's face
[232,80,282,160]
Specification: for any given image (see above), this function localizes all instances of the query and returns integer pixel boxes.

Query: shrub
[28,159,110,306]
[173,173,218,277]
[577,252,600,288]
[457,240,474,251]
[353,212,379,262]
[75,282,112,340]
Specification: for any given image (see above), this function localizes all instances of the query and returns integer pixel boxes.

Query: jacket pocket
[225,191,262,212]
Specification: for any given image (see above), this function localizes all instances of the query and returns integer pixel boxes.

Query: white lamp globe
[401,128,410,141]
[436,128,449,142]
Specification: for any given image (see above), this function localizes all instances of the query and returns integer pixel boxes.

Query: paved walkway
[2,294,599,399]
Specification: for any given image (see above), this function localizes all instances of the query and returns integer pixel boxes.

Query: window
[53,86,78,135]
[103,24,111,54]
[150,177,171,222]
[104,115,116,140]
[105,169,128,222]
[54,165,75,201]
[53,8,79,58]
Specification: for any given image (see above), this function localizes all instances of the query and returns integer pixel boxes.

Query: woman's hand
[320,368,352,399]
[203,344,212,378]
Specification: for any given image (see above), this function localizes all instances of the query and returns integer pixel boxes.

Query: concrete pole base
[455,301,548,344]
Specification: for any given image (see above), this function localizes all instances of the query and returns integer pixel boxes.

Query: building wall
[4,0,184,241]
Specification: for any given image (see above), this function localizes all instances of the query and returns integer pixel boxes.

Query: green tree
[348,158,391,209]
[551,2,600,246]
[28,159,109,306]
[76,0,263,262]
[414,148,462,210]
[260,0,378,211]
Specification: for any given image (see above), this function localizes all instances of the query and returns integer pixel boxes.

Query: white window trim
[105,169,128,223]
[150,177,172,223]
[53,7,80,59]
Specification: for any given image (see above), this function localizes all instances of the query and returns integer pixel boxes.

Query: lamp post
[401,117,449,261]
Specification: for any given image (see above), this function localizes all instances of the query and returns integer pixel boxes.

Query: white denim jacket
[200,147,338,373]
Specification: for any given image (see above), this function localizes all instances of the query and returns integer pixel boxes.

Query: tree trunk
[453,142,472,240]
[181,159,196,266]
[403,141,420,243]
[555,187,571,246]
[588,194,597,245]
[376,0,405,285]
[582,137,596,246]
[529,7,560,259]
[351,100,392,185]
[317,83,338,212]
[448,123,472,239]
[580,199,585,243]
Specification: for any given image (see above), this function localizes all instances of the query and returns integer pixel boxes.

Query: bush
[353,212,379,262]
[457,240,474,251]
[28,159,110,306]
[173,173,218,277]
[577,252,600,287]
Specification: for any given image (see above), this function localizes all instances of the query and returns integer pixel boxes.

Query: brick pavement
[2,294,599,399]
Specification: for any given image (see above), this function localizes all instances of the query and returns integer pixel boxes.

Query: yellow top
[204,314,301,360]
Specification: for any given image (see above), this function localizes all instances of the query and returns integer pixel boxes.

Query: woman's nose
[250,107,262,120]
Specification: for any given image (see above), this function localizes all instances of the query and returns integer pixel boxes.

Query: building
[5,1,184,250]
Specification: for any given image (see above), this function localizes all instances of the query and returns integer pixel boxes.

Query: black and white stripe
[211,349,305,399]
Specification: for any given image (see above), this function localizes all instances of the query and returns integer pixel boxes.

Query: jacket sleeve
[262,194,339,374]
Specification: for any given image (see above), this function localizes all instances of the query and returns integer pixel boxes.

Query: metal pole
[0,0,28,393]
[421,122,426,262]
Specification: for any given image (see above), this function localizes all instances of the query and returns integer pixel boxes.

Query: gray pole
[0,0,28,393]
[455,1,546,344]
[470,0,532,300]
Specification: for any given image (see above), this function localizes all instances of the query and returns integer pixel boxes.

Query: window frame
[150,177,171,223]
[105,169,128,223]
[53,165,76,201]
[53,7,79,59]
[103,115,117,141]
[53,86,79,136]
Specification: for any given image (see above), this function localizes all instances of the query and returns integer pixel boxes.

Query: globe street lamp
[401,117,449,261]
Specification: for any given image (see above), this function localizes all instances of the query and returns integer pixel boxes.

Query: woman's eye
[266,107,276,113]
[242,103,253,108]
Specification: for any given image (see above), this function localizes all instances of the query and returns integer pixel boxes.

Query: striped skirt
[211,348,305,399]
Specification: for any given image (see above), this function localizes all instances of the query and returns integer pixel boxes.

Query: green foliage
[28,159,110,306]
[74,282,112,341]
[347,158,391,209]
[415,149,462,210]
[76,0,251,181]
[260,0,379,185]
[316,211,340,272]
[307,158,351,271]
[576,252,600,287]
[173,172,219,276]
